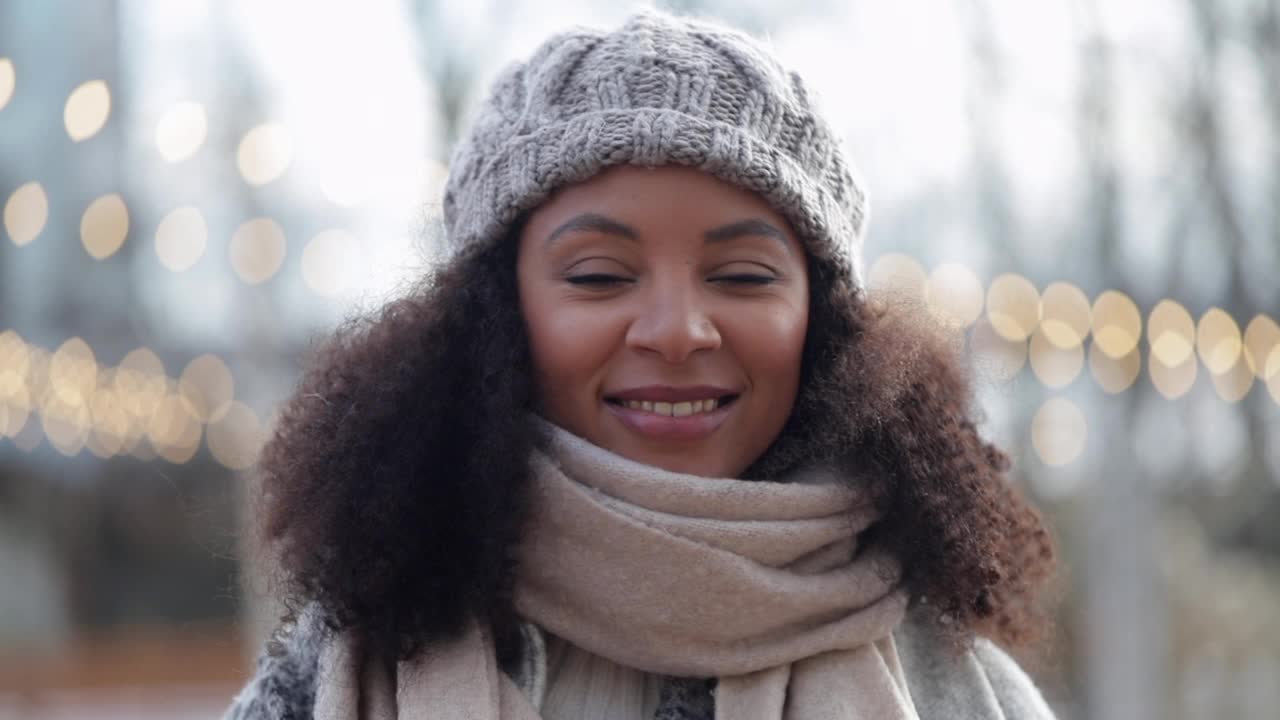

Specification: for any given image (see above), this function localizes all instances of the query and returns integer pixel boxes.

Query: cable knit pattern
[441,8,869,287]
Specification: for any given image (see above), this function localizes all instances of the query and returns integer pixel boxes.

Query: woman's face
[516,165,809,477]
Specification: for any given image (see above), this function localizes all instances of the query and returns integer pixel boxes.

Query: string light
[230,218,287,284]
[64,79,111,142]
[4,181,48,246]
[1032,396,1087,466]
[0,58,14,112]
[80,193,130,260]
[867,253,926,306]
[155,206,208,271]
[1038,282,1091,349]
[1029,326,1083,388]
[1092,290,1142,359]
[986,273,1041,342]
[1197,307,1243,375]
[207,401,264,470]
[237,122,293,186]
[925,262,984,329]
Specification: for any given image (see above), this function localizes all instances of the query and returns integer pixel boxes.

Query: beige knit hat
[441,8,869,287]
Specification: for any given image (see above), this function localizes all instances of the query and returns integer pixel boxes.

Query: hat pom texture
[442,9,869,287]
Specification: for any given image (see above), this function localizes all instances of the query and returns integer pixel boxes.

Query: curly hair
[254,222,1056,672]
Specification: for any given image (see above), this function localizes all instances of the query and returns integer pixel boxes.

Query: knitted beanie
[441,8,869,287]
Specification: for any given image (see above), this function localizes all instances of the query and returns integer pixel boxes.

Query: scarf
[314,421,919,720]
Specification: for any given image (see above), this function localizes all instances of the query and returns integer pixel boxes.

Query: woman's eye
[710,273,776,286]
[565,273,633,286]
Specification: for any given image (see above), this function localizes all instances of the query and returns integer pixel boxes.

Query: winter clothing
[224,422,1057,719]
[441,8,870,288]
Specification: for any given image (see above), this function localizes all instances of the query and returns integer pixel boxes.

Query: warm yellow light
[155,206,208,271]
[237,122,293,186]
[87,385,131,458]
[0,384,30,438]
[1038,282,1091,349]
[41,395,91,457]
[0,59,14,112]
[207,401,265,471]
[1029,327,1083,388]
[4,181,48,246]
[1242,314,1280,380]
[1088,343,1140,394]
[925,263,984,329]
[1091,290,1141,359]
[80,193,130,260]
[1209,353,1253,403]
[0,330,30,391]
[1149,346,1197,400]
[155,101,208,163]
[1197,307,1242,375]
[178,354,234,422]
[968,320,1026,383]
[1148,300,1196,367]
[64,79,111,142]
[867,253,927,305]
[230,218,287,284]
[1269,361,1280,404]
[49,337,97,407]
[302,229,359,297]
[147,393,201,464]
[1031,397,1087,466]
[115,348,167,420]
[985,273,1040,342]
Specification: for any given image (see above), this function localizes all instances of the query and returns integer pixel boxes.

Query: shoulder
[223,606,328,720]
[893,612,1057,720]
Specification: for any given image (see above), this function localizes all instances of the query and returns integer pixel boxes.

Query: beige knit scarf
[315,422,919,720]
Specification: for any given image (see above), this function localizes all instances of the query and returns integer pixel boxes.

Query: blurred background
[0,0,1277,718]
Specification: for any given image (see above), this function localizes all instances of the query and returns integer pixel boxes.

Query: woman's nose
[624,282,721,363]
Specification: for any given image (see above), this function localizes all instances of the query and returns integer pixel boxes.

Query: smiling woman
[517,166,809,478]
[225,9,1058,720]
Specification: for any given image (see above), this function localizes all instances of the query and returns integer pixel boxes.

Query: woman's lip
[606,385,738,403]
[603,398,734,441]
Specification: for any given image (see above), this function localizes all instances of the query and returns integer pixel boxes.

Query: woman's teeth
[621,398,721,417]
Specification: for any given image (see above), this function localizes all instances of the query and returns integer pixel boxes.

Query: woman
[226,9,1057,720]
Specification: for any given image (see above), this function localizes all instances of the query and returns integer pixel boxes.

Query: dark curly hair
[253,218,1056,673]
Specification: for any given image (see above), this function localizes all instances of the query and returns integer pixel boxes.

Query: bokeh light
[1197,307,1243,375]
[114,347,168,424]
[87,381,131,459]
[1089,342,1141,394]
[178,354,234,422]
[154,206,208,271]
[207,401,265,471]
[1210,353,1254,404]
[1149,300,1196,368]
[1150,345,1198,400]
[1029,326,1083,388]
[230,218,287,284]
[49,337,97,407]
[301,229,359,297]
[63,79,111,142]
[1038,282,1092,349]
[237,122,293,186]
[0,330,31,437]
[80,193,130,260]
[1032,396,1087,466]
[986,273,1041,342]
[4,181,49,246]
[924,262,984,328]
[147,393,201,464]
[867,253,927,305]
[0,58,14,111]
[1092,290,1142,359]
[968,319,1027,382]
[155,101,208,163]
[41,394,90,457]
[1242,314,1279,381]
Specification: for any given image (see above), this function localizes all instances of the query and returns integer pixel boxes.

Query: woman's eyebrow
[544,213,790,253]
[545,213,638,245]
[703,219,790,252]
